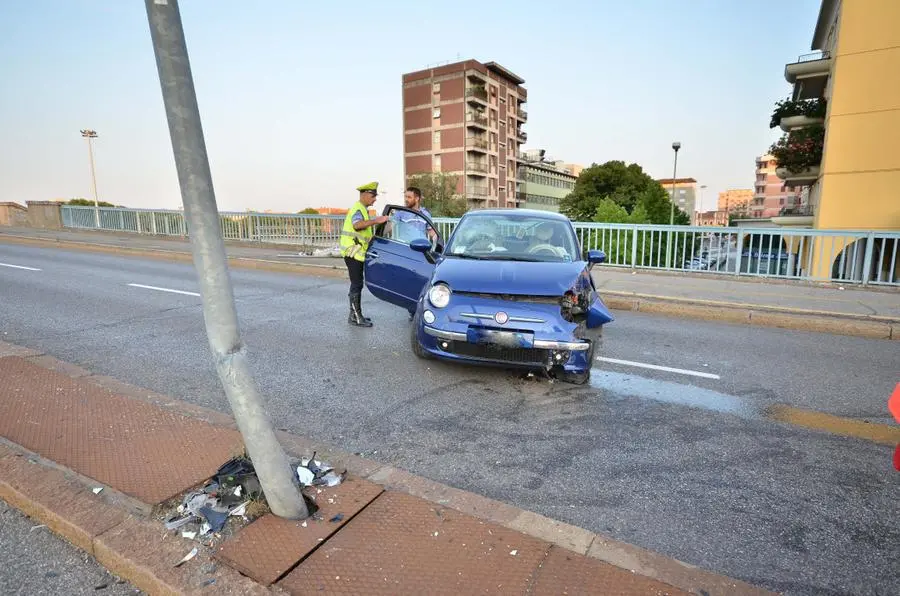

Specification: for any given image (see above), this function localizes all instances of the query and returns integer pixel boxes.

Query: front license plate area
[466,327,535,349]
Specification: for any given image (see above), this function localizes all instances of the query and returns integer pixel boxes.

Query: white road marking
[128,283,200,297]
[596,357,721,380]
[0,262,41,271]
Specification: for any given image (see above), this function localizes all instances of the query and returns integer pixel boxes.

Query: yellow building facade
[778,0,900,280]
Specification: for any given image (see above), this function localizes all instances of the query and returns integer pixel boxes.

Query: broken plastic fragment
[296,466,315,486]
[228,501,249,517]
[301,521,308,528]
[510,550,518,556]
[329,514,344,523]
[165,515,196,531]
[182,531,197,540]
[199,522,212,536]
[198,506,229,533]
[92,487,103,495]
[174,546,198,567]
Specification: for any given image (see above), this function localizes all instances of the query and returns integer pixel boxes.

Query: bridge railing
[60,205,900,286]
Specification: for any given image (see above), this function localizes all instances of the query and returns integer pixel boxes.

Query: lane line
[596,356,721,380]
[127,283,200,297]
[0,262,41,271]
[766,404,900,446]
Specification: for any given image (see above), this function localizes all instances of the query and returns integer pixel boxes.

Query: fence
[60,205,900,287]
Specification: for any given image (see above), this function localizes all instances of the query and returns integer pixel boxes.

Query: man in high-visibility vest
[340,181,388,327]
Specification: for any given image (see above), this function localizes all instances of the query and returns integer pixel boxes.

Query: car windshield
[445,213,580,262]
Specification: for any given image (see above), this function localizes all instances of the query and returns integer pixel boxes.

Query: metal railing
[466,112,488,126]
[796,50,830,63]
[61,205,343,246]
[466,87,487,101]
[60,206,900,286]
[466,161,489,173]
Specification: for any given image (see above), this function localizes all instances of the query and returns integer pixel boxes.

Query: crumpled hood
[433,257,586,296]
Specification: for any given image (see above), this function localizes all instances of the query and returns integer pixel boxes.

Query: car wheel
[410,313,433,360]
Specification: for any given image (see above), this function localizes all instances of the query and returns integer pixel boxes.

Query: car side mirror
[410,238,431,253]
[588,250,606,265]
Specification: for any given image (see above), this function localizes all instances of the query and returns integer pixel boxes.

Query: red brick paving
[0,356,242,505]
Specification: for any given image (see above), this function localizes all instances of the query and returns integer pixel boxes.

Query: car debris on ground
[163,452,348,552]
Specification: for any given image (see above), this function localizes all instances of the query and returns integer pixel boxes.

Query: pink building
[751,154,804,218]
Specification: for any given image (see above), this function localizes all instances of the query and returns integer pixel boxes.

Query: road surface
[1,242,898,596]
[0,498,140,595]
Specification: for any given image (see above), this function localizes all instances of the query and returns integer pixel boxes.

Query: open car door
[364,205,443,313]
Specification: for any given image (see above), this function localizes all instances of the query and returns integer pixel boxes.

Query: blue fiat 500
[364,207,613,384]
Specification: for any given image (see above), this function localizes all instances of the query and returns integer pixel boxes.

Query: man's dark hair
[406,186,422,199]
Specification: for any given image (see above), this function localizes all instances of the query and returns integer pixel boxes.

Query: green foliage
[769,125,825,174]
[406,172,469,218]
[68,198,116,207]
[560,160,689,225]
[769,97,826,129]
[298,207,319,215]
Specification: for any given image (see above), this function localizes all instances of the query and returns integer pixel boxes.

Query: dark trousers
[344,257,364,295]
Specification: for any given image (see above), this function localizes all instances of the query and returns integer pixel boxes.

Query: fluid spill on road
[589,371,761,419]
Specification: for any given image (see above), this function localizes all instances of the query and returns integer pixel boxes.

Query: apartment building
[517,150,580,213]
[656,178,698,220]
[402,59,528,209]
[778,0,900,231]
[717,189,754,216]
[750,154,804,219]
[696,210,729,227]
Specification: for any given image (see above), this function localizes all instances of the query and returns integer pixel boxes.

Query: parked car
[363,207,614,384]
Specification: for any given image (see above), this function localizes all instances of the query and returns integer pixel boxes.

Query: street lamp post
[669,141,681,225]
[80,129,100,227]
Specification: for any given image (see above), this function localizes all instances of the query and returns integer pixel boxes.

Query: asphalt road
[0,498,140,595]
[1,243,898,596]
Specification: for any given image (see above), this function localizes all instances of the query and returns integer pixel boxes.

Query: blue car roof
[461,209,570,222]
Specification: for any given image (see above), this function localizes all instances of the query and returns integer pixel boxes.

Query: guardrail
[60,206,900,286]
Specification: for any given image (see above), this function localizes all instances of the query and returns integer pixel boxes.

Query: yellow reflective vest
[340,202,373,262]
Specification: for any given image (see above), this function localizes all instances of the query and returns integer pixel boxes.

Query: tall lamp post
[80,129,100,227]
[669,141,681,225]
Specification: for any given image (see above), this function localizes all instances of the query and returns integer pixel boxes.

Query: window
[433,154,441,169]
[433,107,441,118]
[432,82,441,93]
[433,131,441,144]
[378,206,435,246]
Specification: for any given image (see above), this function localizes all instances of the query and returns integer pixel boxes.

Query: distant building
[717,189,754,215]
[517,150,580,213]
[402,58,528,210]
[751,154,803,218]
[656,178,698,220]
[696,210,730,227]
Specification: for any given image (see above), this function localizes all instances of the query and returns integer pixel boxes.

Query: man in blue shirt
[391,186,436,242]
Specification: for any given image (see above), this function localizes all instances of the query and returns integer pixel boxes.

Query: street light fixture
[80,129,101,227]
[669,141,681,226]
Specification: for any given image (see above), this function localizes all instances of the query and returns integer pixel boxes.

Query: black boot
[348,293,373,327]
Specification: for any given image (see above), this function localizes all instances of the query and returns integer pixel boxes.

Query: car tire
[410,313,433,360]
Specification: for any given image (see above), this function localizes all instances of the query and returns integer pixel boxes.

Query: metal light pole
[144,0,308,519]
[80,129,100,227]
[669,141,681,225]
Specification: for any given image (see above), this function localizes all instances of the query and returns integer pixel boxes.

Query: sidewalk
[2,226,898,338]
[0,341,771,595]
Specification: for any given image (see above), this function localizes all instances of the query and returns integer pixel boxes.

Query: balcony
[770,98,826,132]
[516,109,528,121]
[516,129,527,142]
[770,124,824,187]
[466,111,488,128]
[785,51,832,101]
[467,186,490,201]
[466,136,489,152]
[784,51,832,84]
[466,86,488,103]
[771,204,815,228]
[466,161,489,175]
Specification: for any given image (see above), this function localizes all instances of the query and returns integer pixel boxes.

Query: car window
[377,208,437,246]
[446,214,579,262]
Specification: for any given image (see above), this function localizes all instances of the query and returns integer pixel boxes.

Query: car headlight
[428,283,451,308]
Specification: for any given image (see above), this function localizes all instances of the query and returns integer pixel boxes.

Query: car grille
[454,291,560,305]
[445,341,549,365]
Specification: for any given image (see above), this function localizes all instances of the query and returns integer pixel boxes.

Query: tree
[298,207,319,215]
[68,197,116,207]
[560,160,689,225]
[406,172,468,218]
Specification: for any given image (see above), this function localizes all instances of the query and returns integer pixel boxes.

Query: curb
[0,341,772,596]
[4,232,892,340]
[602,291,898,340]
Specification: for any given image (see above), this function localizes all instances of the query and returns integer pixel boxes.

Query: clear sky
[0,0,822,214]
